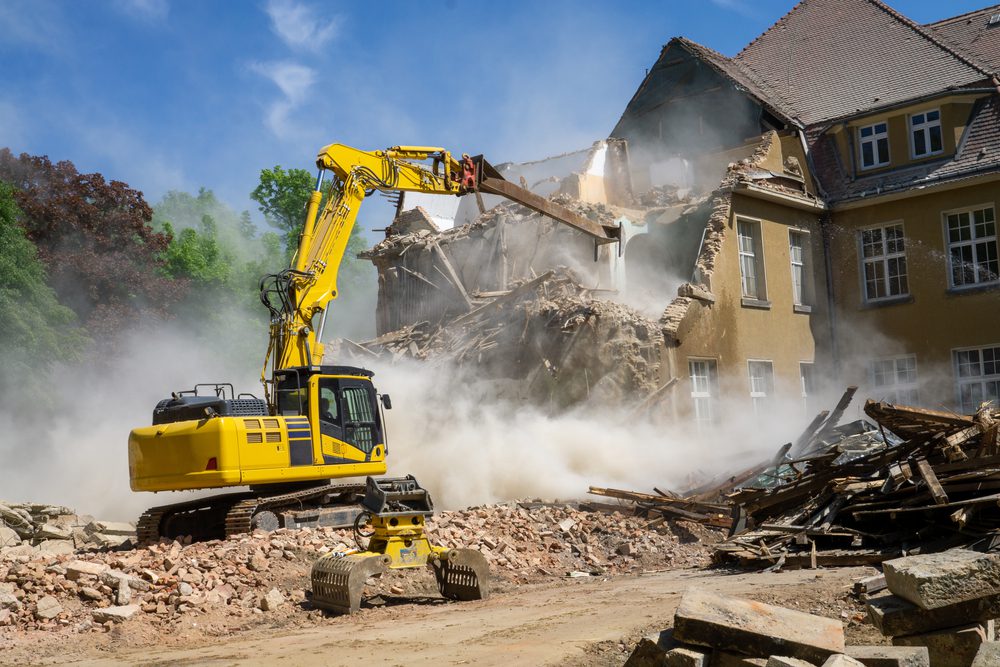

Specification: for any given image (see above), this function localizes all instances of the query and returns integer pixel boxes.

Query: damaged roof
[925,4,1000,74]
[809,94,1000,203]
[733,0,994,125]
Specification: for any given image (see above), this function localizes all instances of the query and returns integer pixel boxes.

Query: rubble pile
[714,397,1000,569]
[625,587,932,667]
[0,503,716,633]
[0,502,134,558]
[864,549,1000,667]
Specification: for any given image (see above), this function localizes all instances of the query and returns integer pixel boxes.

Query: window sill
[947,282,1000,297]
[793,304,813,314]
[861,295,914,309]
[741,297,772,310]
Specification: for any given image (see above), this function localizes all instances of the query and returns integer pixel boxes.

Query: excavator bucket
[431,548,490,601]
[310,552,390,614]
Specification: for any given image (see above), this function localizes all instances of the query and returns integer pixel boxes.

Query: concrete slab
[844,645,929,667]
[882,550,1000,610]
[893,623,989,667]
[971,641,1000,667]
[821,657,864,667]
[673,590,844,665]
[766,657,817,667]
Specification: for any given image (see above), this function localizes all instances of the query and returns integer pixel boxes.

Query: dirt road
[46,566,876,667]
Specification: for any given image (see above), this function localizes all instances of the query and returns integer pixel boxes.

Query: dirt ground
[5,565,883,667]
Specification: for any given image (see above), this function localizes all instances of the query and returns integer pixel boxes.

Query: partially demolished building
[347,0,1000,422]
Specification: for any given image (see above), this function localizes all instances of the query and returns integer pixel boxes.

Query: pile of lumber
[585,487,732,529]
[714,399,1000,569]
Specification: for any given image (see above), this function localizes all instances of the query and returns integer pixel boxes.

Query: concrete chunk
[711,653,767,666]
[92,604,140,623]
[673,590,844,664]
[867,589,1000,637]
[893,623,989,667]
[821,658,864,667]
[65,560,109,581]
[882,549,1000,610]
[766,657,816,667]
[625,630,684,667]
[972,642,1000,667]
[844,645,929,667]
[34,595,62,620]
[0,526,20,548]
[85,520,135,536]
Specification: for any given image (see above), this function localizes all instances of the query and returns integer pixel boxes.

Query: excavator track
[137,483,365,544]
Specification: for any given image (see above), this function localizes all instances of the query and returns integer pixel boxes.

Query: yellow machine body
[129,372,386,492]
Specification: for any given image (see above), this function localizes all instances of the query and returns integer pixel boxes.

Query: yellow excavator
[128,143,619,611]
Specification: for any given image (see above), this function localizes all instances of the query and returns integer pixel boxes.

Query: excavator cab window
[341,384,378,454]
[316,379,344,441]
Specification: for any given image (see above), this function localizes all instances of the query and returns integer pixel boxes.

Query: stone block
[65,560,109,581]
[844,644,929,667]
[260,587,284,611]
[710,652,767,666]
[766,657,817,667]
[34,523,72,541]
[882,550,1000,610]
[0,526,20,548]
[85,520,135,536]
[92,604,140,623]
[36,539,74,556]
[972,642,1000,667]
[34,595,63,620]
[673,590,844,665]
[893,623,989,667]
[821,658,864,667]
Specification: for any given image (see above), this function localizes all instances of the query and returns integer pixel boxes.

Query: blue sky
[0,0,988,234]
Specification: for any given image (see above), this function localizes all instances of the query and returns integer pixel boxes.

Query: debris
[92,605,140,623]
[843,645,929,666]
[260,588,284,611]
[34,596,62,621]
[892,623,992,667]
[881,550,1000,610]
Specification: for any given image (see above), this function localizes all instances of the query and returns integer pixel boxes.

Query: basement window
[954,346,1000,413]
[738,219,767,302]
[858,122,890,169]
[946,205,999,289]
[869,355,919,405]
[860,223,909,303]
[747,360,774,417]
[910,110,943,158]
[688,359,719,431]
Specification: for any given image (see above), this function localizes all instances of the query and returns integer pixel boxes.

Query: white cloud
[0,1,66,51]
[265,0,339,53]
[249,61,317,137]
[114,0,169,21]
[708,0,759,19]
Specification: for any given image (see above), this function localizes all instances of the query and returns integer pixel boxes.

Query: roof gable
[735,0,992,124]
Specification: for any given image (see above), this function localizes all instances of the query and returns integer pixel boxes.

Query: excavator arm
[259,142,620,405]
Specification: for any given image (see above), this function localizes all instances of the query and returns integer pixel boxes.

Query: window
[748,360,774,416]
[910,110,943,158]
[688,359,718,431]
[738,219,766,301]
[870,355,919,405]
[800,362,815,415]
[859,122,890,169]
[954,346,1000,413]
[946,206,999,288]
[789,230,813,307]
[342,385,378,453]
[860,223,908,302]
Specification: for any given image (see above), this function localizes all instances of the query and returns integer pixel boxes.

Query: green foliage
[161,216,231,285]
[250,166,313,254]
[0,181,90,409]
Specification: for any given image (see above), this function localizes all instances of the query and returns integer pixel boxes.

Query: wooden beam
[914,458,949,506]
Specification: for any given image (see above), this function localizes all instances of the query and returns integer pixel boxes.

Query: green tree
[0,181,90,410]
[250,166,313,254]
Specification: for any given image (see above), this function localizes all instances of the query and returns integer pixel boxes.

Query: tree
[250,166,313,254]
[0,149,184,341]
[161,215,232,285]
[0,181,90,410]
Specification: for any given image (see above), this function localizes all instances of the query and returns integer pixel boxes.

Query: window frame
[799,361,815,415]
[747,359,775,417]
[909,108,943,159]
[858,120,890,170]
[942,203,999,290]
[858,221,909,304]
[688,358,719,431]
[737,217,767,303]
[953,345,1000,413]
[788,228,813,308]
[869,354,919,405]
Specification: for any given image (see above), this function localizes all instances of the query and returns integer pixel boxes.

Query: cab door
[309,375,355,464]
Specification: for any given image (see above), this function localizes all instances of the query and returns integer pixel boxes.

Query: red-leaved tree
[0,149,187,340]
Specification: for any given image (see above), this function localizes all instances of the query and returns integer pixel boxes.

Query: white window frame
[869,355,919,405]
[858,121,890,170]
[688,358,718,431]
[953,345,1000,413]
[747,359,774,416]
[788,228,812,307]
[943,203,999,289]
[737,218,766,301]
[909,109,943,159]
[859,222,909,303]
[799,361,815,415]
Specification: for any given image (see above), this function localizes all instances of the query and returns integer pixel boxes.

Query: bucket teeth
[310,553,390,614]
[432,548,490,601]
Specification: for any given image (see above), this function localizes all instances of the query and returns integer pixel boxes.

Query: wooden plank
[448,270,554,328]
[430,241,474,310]
[914,458,949,506]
